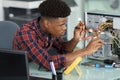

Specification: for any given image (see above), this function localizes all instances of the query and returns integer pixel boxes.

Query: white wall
[85,0,120,12]
[67,0,85,48]
[0,0,4,21]
[75,0,85,20]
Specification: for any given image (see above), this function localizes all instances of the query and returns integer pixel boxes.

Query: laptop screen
[0,49,29,80]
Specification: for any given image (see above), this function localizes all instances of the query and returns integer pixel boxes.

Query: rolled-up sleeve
[53,37,69,54]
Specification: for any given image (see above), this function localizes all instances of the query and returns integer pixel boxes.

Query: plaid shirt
[13,17,68,70]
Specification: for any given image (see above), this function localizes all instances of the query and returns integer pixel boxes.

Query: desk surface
[29,58,120,80]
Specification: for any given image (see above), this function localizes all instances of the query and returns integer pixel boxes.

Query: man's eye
[60,23,66,26]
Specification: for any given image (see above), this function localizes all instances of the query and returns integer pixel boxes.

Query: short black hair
[38,0,71,18]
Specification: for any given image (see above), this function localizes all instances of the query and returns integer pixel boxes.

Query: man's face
[47,17,67,37]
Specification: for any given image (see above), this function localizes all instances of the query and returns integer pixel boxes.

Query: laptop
[0,49,51,80]
[0,49,29,80]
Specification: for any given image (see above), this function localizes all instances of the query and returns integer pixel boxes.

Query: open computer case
[84,11,120,62]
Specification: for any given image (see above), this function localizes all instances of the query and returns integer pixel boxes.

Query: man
[13,0,103,70]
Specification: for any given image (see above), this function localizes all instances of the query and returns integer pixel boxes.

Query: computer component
[85,11,120,61]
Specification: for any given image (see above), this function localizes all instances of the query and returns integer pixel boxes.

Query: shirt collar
[31,17,54,42]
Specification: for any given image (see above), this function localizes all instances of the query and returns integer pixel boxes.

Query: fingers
[95,39,103,47]
[82,36,94,41]
[88,38,104,48]
[82,35,99,41]
[92,38,104,50]
[92,38,104,45]
[75,21,85,30]
[76,21,86,35]
[94,38,104,43]
[85,38,104,54]
[74,21,86,40]
[79,21,85,30]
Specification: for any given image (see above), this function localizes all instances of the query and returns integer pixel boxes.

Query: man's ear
[44,19,50,28]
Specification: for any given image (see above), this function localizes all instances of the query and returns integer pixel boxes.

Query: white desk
[29,62,52,79]
[29,58,120,80]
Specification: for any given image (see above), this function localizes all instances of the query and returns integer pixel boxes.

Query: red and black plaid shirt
[13,17,68,70]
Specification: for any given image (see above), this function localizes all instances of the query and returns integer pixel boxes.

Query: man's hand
[73,21,85,41]
[85,38,104,55]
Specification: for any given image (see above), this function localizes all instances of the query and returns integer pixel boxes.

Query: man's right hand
[84,38,104,55]
[64,37,104,67]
